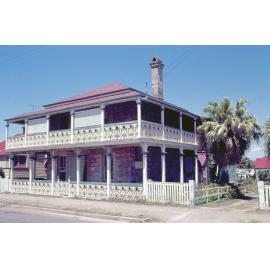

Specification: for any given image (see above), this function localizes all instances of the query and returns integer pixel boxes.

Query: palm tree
[198,98,261,183]
[263,117,270,156]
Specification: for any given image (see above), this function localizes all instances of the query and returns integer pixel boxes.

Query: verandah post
[9,154,14,193]
[76,150,81,197]
[51,150,56,196]
[101,104,105,141]
[68,176,71,197]
[194,149,199,185]
[179,147,184,183]
[142,143,148,197]
[161,145,166,183]
[70,110,75,144]
[136,98,142,138]
[29,153,35,193]
[106,147,112,200]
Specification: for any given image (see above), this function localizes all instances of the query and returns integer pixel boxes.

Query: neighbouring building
[255,157,270,181]
[0,140,10,178]
[5,57,201,200]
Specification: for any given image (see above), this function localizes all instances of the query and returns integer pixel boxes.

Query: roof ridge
[44,82,130,108]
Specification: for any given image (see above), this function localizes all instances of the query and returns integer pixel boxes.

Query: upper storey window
[74,108,101,128]
[50,113,71,131]
[105,101,137,124]
[141,101,161,124]
[164,108,180,129]
[182,114,195,133]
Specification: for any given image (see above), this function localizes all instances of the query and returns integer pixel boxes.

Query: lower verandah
[12,145,199,185]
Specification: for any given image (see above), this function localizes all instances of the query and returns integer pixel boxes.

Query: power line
[166,47,191,70]
[165,48,193,76]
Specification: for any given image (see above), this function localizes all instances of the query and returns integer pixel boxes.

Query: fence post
[189,180,195,206]
[257,181,265,210]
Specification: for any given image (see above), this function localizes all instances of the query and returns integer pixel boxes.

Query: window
[58,156,67,181]
[182,114,195,132]
[50,113,71,131]
[165,108,180,128]
[14,156,27,168]
[141,101,161,123]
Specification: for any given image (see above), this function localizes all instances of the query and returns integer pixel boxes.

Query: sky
[0,45,269,159]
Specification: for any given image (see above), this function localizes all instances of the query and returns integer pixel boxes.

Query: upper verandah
[5,82,199,124]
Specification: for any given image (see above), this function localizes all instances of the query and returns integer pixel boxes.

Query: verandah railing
[8,180,144,201]
[2,179,231,206]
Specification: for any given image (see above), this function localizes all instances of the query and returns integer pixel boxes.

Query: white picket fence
[257,181,270,210]
[146,180,195,206]
[146,180,231,206]
[0,178,11,193]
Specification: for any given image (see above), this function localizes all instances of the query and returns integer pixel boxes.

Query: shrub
[258,170,270,181]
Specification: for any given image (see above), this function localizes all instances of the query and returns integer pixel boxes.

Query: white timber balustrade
[106,147,112,199]
[142,143,148,196]
[180,147,184,183]
[136,98,142,138]
[104,122,138,141]
[6,109,199,150]
[161,145,166,183]
[141,121,163,139]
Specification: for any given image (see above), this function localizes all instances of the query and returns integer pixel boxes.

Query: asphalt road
[0,205,119,223]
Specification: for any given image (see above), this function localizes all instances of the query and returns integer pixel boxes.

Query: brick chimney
[150,57,164,100]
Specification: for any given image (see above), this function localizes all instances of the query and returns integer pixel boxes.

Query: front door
[58,156,67,181]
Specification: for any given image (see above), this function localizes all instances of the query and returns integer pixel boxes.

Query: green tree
[198,98,261,183]
[238,157,254,169]
[263,117,270,156]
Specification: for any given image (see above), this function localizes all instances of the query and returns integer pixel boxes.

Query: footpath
[0,193,269,223]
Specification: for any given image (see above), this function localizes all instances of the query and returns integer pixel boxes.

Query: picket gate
[146,180,195,206]
[258,181,270,210]
[0,178,11,193]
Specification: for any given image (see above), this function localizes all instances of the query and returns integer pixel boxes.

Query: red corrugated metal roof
[7,83,141,121]
[255,157,270,169]
[0,141,9,156]
[6,82,200,122]
[45,82,130,108]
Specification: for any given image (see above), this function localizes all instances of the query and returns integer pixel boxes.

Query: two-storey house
[5,58,200,200]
